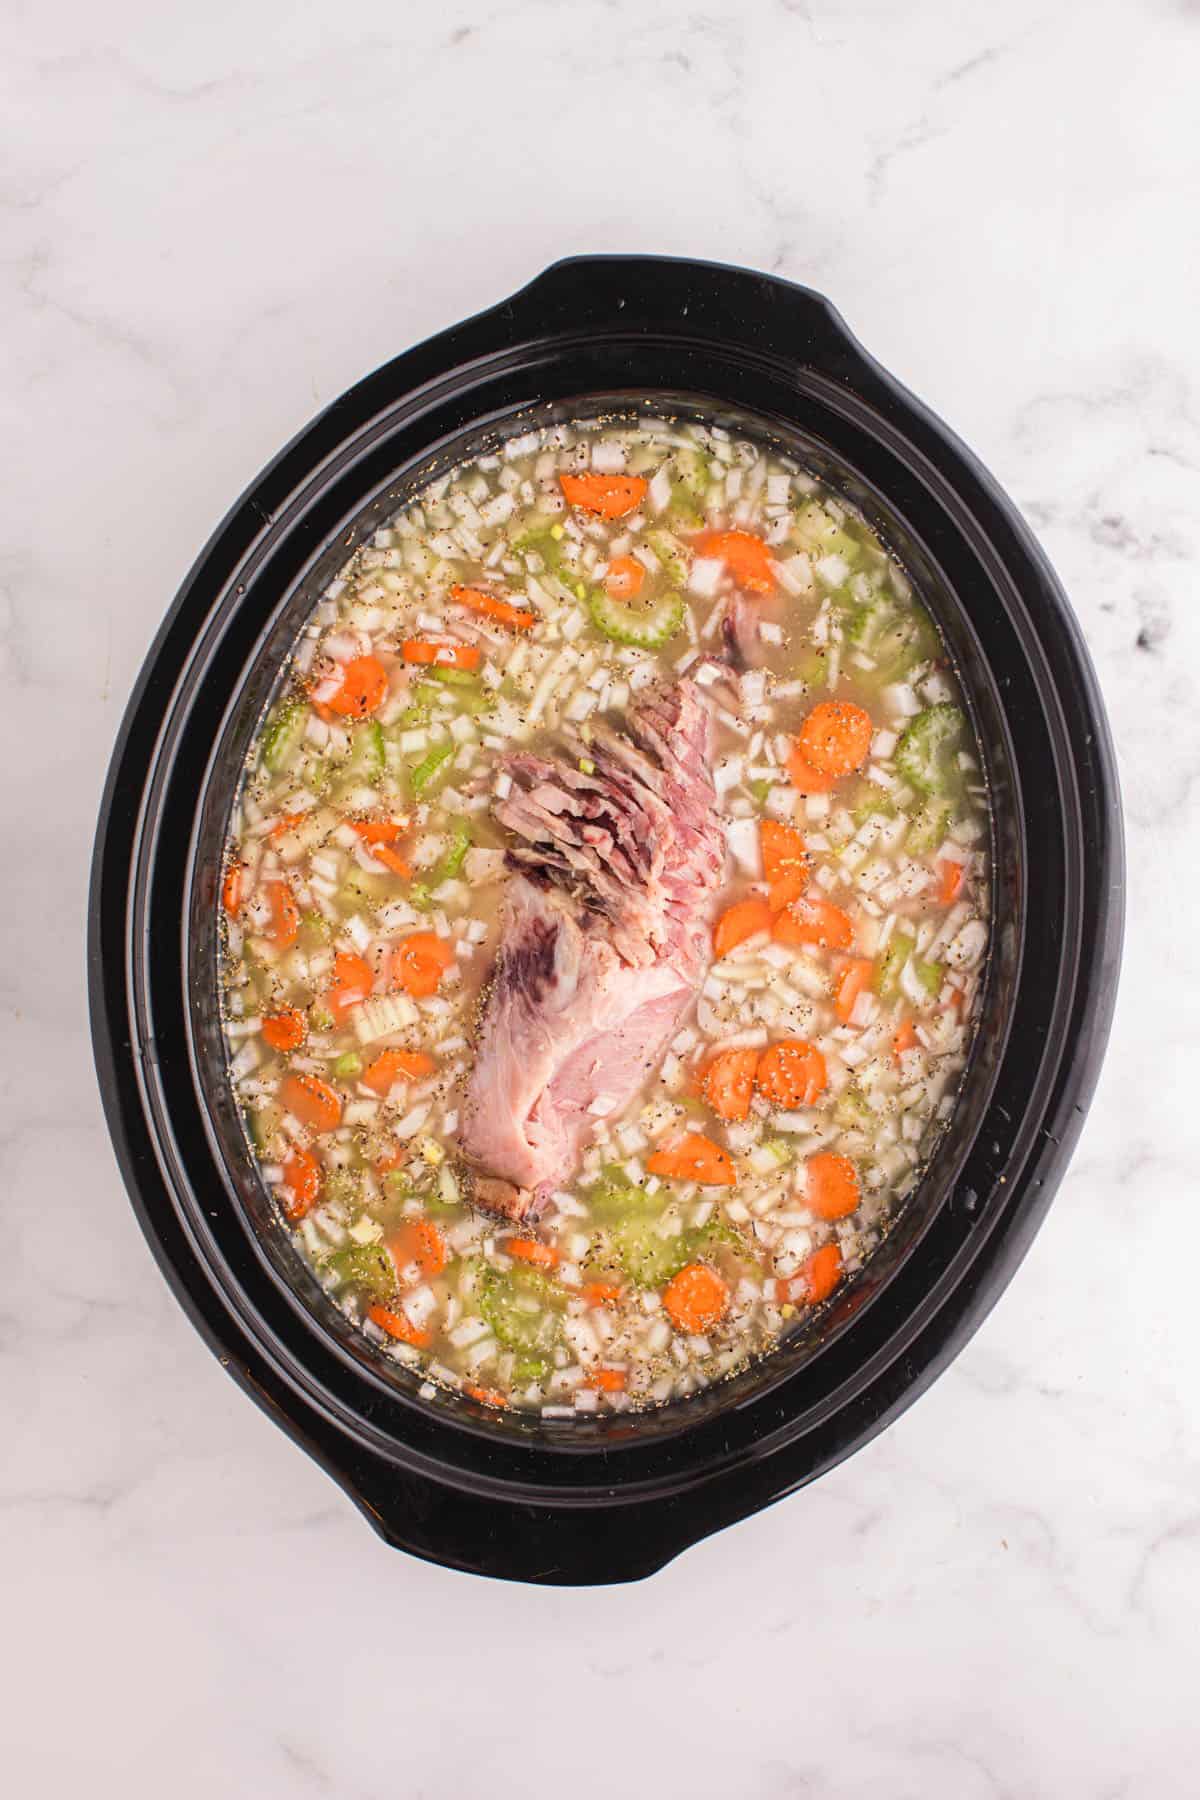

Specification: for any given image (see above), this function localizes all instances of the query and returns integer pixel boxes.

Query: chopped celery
[345,719,384,780]
[793,502,861,564]
[915,957,943,995]
[610,1214,695,1288]
[478,1265,565,1352]
[321,1243,395,1298]
[645,528,689,587]
[512,525,563,569]
[309,1004,335,1032]
[299,910,332,948]
[895,704,965,794]
[249,1102,280,1151]
[905,796,954,854]
[512,1353,551,1384]
[850,779,896,827]
[873,612,939,679]
[410,741,455,795]
[796,650,828,688]
[429,665,479,690]
[667,484,704,530]
[875,931,916,998]
[332,1050,363,1080]
[261,698,308,773]
[834,1087,872,1129]
[588,585,685,649]
[749,777,773,808]
[437,821,472,882]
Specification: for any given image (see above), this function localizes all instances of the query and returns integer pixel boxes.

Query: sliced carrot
[805,1151,860,1221]
[366,1302,431,1348]
[663,1263,730,1333]
[559,471,647,519]
[374,1146,406,1177]
[221,862,245,918]
[713,896,774,958]
[279,1072,343,1134]
[580,1281,623,1307]
[388,1218,447,1282]
[327,655,389,718]
[264,880,299,950]
[390,931,454,999]
[326,950,373,1024]
[695,528,775,594]
[647,1132,736,1187]
[773,894,854,951]
[799,1241,843,1304]
[280,1147,320,1221]
[363,1047,435,1095]
[893,1018,918,1064]
[834,957,874,1024]
[795,700,873,778]
[586,1367,628,1392]
[373,845,412,878]
[937,858,965,905]
[352,817,410,846]
[702,1046,761,1123]
[269,811,305,841]
[604,555,646,601]
[401,639,481,671]
[261,1006,306,1053]
[756,1039,827,1109]
[503,1238,559,1271]
[450,584,536,632]
[760,820,811,912]
[786,740,838,794]
[464,1384,508,1408]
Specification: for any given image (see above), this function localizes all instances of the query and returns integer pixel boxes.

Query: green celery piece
[299,910,332,948]
[261,698,309,773]
[478,1265,566,1353]
[875,930,916,998]
[436,821,472,883]
[905,796,954,855]
[915,957,944,995]
[895,704,965,795]
[511,1353,551,1384]
[429,665,479,690]
[321,1243,396,1298]
[411,741,455,795]
[332,1050,363,1080]
[346,719,385,779]
[749,778,773,808]
[587,585,685,649]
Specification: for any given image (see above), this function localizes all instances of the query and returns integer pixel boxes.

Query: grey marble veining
[2,0,1197,1793]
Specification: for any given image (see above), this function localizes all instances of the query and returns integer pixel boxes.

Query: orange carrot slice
[695,529,775,593]
[264,880,299,949]
[366,1302,431,1348]
[833,957,874,1024]
[280,1147,321,1221]
[450,584,536,632]
[713,896,774,958]
[388,1218,447,1282]
[222,862,245,918]
[327,655,388,718]
[464,1384,508,1408]
[892,1018,918,1064]
[580,1282,624,1307]
[663,1263,730,1333]
[799,1241,843,1304]
[586,1367,628,1392]
[604,555,646,600]
[326,951,373,1024]
[363,1048,435,1095]
[773,894,854,951]
[279,1072,343,1134]
[261,1007,306,1053]
[787,740,838,794]
[352,818,410,845]
[756,1040,827,1109]
[559,472,648,518]
[937,858,965,905]
[390,931,454,999]
[702,1046,761,1123]
[401,640,481,670]
[760,820,811,912]
[502,1238,560,1271]
[795,701,873,778]
[647,1132,736,1187]
[805,1152,860,1220]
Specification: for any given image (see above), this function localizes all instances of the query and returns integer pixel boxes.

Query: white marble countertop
[4,0,1196,1792]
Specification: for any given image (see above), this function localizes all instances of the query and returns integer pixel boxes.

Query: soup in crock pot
[218,416,990,1415]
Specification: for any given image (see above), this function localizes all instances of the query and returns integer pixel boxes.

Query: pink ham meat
[460,680,723,1221]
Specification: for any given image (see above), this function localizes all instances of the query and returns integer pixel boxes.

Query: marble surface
[3,0,1197,1792]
